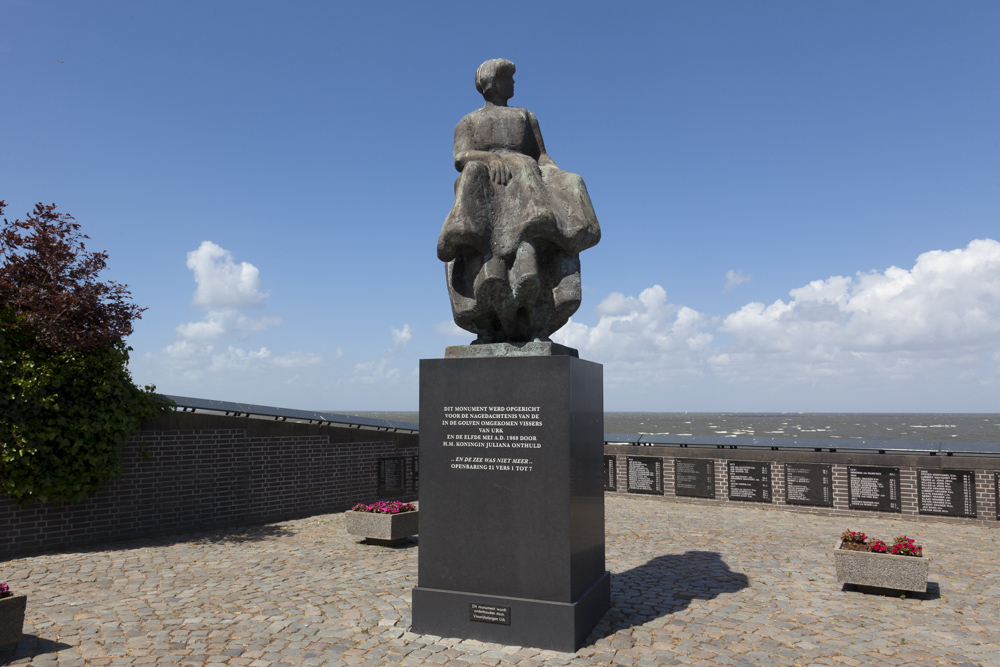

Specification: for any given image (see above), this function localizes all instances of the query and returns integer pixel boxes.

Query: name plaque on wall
[604,455,617,491]
[378,456,407,498]
[847,466,901,512]
[727,461,772,503]
[626,456,663,495]
[674,458,715,499]
[411,455,419,493]
[784,463,833,507]
[918,469,976,518]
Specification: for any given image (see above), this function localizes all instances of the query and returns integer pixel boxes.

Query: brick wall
[606,445,1000,527]
[0,412,418,559]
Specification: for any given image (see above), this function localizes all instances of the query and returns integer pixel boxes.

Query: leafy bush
[1,201,168,504]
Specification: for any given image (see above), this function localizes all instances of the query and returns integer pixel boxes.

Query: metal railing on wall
[162,395,419,434]
[160,396,998,457]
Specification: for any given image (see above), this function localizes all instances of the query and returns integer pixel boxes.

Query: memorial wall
[604,444,1000,526]
[0,411,418,559]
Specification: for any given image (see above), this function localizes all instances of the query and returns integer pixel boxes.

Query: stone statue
[438,58,601,347]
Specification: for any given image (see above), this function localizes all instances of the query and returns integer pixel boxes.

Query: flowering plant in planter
[839,530,868,550]
[0,580,26,647]
[345,501,418,545]
[867,539,889,554]
[890,536,922,557]
[834,529,927,593]
[839,530,922,557]
[351,501,415,515]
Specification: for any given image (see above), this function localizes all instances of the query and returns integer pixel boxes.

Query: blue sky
[3,1,998,412]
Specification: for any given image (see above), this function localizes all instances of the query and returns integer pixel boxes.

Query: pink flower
[351,501,415,515]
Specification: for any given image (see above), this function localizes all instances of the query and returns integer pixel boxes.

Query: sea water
[344,411,1000,443]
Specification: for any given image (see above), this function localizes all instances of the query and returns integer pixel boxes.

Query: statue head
[475,58,515,102]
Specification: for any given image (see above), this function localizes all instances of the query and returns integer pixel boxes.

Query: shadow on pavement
[351,536,419,550]
[23,522,299,559]
[0,634,73,663]
[841,580,941,600]
[182,523,298,545]
[590,550,750,640]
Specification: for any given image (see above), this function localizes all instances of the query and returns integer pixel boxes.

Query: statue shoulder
[455,110,478,128]
[504,105,534,121]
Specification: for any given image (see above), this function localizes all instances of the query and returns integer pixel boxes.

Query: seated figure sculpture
[438,58,601,345]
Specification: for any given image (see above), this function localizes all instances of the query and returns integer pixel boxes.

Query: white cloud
[152,342,325,379]
[723,269,751,292]
[207,346,273,372]
[176,311,281,341]
[555,239,1000,409]
[134,242,335,406]
[392,324,412,348]
[435,319,470,338]
[271,351,324,368]
[720,238,1000,355]
[553,285,715,388]
[350,358,401,384]
[342,326,421,386]
[187,241,267,310]
[177,242,280,341]
[175,317,226,341]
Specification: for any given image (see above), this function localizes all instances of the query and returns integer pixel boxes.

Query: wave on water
[603,413,1000,443]
[339,411,1000,443]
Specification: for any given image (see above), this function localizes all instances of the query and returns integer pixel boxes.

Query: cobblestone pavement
[3,496,1000,667]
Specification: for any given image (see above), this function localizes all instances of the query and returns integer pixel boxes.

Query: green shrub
[1,201,170,503]
[0,320,167,503]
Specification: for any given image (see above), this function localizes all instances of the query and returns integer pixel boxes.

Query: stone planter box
[345,510,418,546]
[0,594,27,647]
[834,539,928,593]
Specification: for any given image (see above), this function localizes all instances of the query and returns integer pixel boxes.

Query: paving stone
[1,497,999,665]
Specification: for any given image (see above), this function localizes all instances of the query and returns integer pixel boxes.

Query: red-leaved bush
[1,200,168,503]
[0,201,144,352]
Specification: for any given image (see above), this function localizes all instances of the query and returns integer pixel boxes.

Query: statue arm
[453,117,512,185]
[529,111,558,169]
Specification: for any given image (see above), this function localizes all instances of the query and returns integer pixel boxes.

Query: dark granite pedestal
[412,355,609,652]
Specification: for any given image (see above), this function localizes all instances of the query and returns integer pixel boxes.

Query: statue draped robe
[438,105,601,344]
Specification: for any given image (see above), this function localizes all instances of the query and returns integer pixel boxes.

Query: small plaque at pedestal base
[413,572,611,652]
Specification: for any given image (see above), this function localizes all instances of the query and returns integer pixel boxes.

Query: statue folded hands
[438,58,601,345]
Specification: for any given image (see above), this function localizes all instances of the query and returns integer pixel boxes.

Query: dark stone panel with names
[626,456,663,495]
[378,456,407,498]
[604,455,617,491]
[411,454,419,493]
[727,461,772,503]
[674,458,716,499]
[996,473,1000,521]
[784,463,833,507]
[847,466,901,512]
[918,469,977,518]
